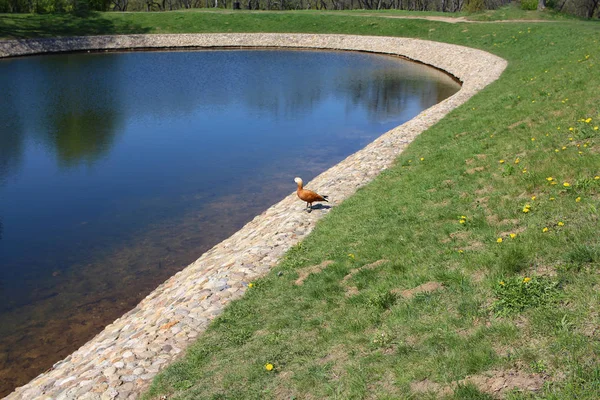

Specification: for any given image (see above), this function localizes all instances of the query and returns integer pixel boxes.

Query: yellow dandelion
[523,277,532,283]
[522,169,527,173]
[510,233,517,239]
[499,281,505,286]
[531,196,536,201]
[265,363,274,371]
[458,249,464,254]
[515,158,520,164]
[569,127,574,131]
[551,181,557,185]
[459,219,466,224]
[594,126,599,130]
[461,216,467,219]
[248,283,254,288]
[569,137,573,141]
[579,151,583,154]
[595,176,600,180]
[531,137,536,141]
[420,157,425,161]
[558,221,564,226]
[499,159,505,164]
[546,177,554,181]
[562,146,567,150]
[543,227,549,232]
[348,253,355,259]
[555,149,559,153]
[550,197,555,201]
[576,197,581,202]
[585,117,592,123]
[563,182,571,187]
[497,238,503,243]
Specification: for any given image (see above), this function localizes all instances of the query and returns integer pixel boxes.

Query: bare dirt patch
[295,260,335,285]
[342,260,389,284]
[580,311,599,338]
[499,226,527,237]
[449,231,470,241]
[319,345,349,381]
[463,240,485,251]
[464,369,546,397]
[508,118,532,130]
[471,270,487,283]
[466,166,485,175]
[342,260,389,295]
[410,379,452,396]
[526,264,556,277]
[487,216,520,227]
[411,369,546,398]
[475,186,494,195]
[394,281,443,299]
[367,371,401,399]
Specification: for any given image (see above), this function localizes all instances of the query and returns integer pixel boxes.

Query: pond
[0,49,460,395]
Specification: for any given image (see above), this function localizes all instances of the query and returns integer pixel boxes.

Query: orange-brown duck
[294,177,328,212]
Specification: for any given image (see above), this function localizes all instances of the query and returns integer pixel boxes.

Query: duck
[294,177,328,212]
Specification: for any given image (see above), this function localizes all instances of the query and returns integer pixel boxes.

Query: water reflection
[0,50,460,396]
[0,83,25,186]
[0,51,455,180]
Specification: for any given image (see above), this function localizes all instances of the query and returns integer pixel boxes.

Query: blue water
[0,49,459,393]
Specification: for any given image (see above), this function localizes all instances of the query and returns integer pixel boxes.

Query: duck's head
[294,177,303,185]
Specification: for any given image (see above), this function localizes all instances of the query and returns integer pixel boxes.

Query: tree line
[0,0,598,21]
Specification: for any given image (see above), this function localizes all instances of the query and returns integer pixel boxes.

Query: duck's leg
[307,202,313,213]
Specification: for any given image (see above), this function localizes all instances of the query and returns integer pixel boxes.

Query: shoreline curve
[1,33,507,400]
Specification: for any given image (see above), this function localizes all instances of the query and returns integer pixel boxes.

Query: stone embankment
[0,34,507,400]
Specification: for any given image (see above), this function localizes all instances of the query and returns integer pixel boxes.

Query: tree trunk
[537,0,545,10]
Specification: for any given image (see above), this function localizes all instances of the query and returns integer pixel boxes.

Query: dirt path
[344,13,551,23]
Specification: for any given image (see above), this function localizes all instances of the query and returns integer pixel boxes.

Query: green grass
[2,7,599,400]
[0,4,576,40]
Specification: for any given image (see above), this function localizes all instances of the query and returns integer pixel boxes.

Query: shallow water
[0,49,460,395]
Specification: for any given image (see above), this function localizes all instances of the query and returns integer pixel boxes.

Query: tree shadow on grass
[0,12,151,40]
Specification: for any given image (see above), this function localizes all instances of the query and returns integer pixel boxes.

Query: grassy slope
[144,16,598,399]
[0,4,574,39]
[2,6,599,400]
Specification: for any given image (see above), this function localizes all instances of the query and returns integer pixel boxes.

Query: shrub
[465,0,486,13]
[521,0,538,10]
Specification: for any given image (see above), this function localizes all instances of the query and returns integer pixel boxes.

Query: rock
[101,388,118,400]
[55,376,76,387]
